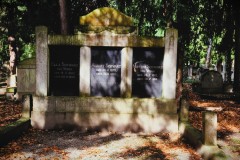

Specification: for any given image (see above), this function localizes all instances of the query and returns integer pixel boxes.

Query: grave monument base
[31,96,178,133]
[27,8,179,133]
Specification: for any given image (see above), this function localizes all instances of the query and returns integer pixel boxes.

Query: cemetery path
[0,129,202,160]
[0,83,239,159]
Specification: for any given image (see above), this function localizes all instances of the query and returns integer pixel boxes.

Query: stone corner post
[35,26,49,96]
[162,28,178,99]
[80,46,91,96]
[121,47,133,98]
[22,94,33,118]
[202,111,218,146]
[180,98,189,122]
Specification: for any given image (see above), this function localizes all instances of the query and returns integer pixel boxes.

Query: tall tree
[233,0,240,91]
[219,1,234,82]
[205,38,212,68]
[59,0,69,34]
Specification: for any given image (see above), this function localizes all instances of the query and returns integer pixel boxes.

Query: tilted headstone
[201,70,223,94]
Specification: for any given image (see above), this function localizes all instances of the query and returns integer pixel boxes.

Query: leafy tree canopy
[0,0,239,72]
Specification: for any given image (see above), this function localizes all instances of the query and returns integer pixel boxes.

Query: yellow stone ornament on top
[79,7,134,27]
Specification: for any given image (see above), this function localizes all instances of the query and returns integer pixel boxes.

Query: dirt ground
[0,99,22,127]
[0,129,202,160]
[0,84,239,159]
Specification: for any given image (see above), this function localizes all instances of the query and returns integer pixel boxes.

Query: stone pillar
[80,46,91,96]
[162,28,178,99]
[22,94,32,118]
[222,62,226,81]
[203,111,218,145]
[36,26,48,96]
[180,99,189,122]
[188,65,193,79]
[120,47,133,97]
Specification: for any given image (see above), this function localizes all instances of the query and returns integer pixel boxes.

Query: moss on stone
[79,7,134,27]
[19,58,36,65]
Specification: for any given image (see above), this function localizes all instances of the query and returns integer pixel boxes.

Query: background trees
[0,0,239,88]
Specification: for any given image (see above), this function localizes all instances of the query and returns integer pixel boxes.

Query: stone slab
[31,111,178,133]
[17,68,36,93]
[33,96,177,114]
[0,118,30,146]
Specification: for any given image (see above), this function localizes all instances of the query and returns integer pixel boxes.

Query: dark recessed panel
[91,47,121,97]
[50,46,79,96]
[132,48,164,98]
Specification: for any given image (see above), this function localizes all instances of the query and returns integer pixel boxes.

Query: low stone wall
[31,96,178,133]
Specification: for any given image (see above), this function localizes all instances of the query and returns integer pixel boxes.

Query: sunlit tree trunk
[226,53,232,82]
[205,38,212,69]
[225,4,234,83]
[233,22,240,91]
[176,47,183,106]
[59,0,68,35]
[8,36,18,75]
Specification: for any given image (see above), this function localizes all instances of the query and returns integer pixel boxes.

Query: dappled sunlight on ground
[186,83,240,158]
[0,129,202,160]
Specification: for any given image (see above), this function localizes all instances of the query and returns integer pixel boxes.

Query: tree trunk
[233,2,240,92]
[176,48,183,107]
[8,36,18,75]
[226,52,232,82]
[233,23,240,91]
[59,0,68,35]
[205,38,212,68]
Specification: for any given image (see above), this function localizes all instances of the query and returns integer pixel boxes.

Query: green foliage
[0,35,9,63]
[0,0,238,69]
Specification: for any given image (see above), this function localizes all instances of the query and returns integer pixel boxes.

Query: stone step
[6,87,16,93]
[0,95,5,101]
[0,82,7,87]
[0,77,8,81]
[0,73,8,77]
[0,88,6,95]
[0,78,6,81]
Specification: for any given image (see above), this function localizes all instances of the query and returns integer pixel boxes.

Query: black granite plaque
[50,46,79,96]
[132,48,164,97]
[91,47,121,97]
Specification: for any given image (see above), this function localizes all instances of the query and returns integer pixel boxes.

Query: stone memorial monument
[200,70,223,94]
[24,7,178,133]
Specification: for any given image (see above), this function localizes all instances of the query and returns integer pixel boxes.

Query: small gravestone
[132,48,164,97]
[49,46,80,96]
[201,70,223,94]
[90,47,121,97]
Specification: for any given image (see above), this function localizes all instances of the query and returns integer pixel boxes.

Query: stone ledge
[189,106,223,112]
[33,96,177,114]
[48,34,165,47]
[0,118,30,146]
[31,111,178,133]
